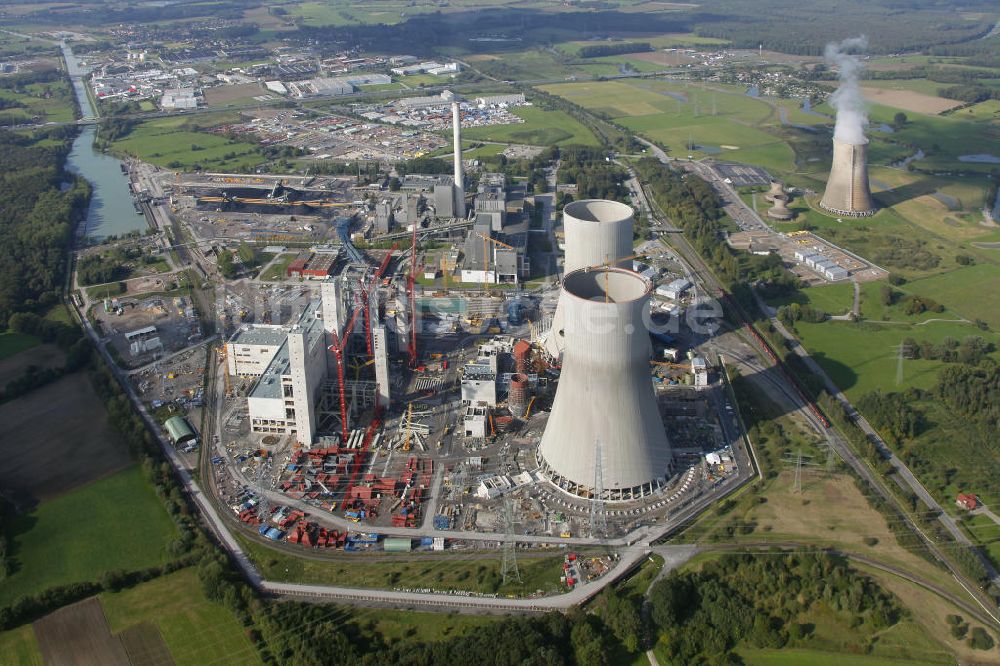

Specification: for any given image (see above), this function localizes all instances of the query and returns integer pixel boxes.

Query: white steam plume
[825,36,869,145]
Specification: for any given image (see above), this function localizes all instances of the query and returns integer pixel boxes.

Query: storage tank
[509,373,529,418]
[764,180,785,203]
[538,268,674,501]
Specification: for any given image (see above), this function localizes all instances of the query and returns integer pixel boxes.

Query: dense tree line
[0,128,90,328]
[634,158,798,294]
[936,362,1000,430]
[558,146,628,202]
[294,10,688,57]
[649,552,902,662]
[578,42,653,58]
[777,302,826,328]
[898,335,994,365]
[857,389,924,444]
[396,157,453,176]
[0,498,10,581]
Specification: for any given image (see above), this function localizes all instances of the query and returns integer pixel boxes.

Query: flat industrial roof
[248,300,325,401]
[229,325,287,347]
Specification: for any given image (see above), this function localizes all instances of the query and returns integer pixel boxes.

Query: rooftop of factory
[247,300,324,401]
[229,325,289,347]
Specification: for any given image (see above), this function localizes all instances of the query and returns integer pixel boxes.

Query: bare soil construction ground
[0,343,65,387]
[0,372,130,505]
[204,82,272,107]
[33,598,129,666]
[860,87,963,115]
[119,622,175,666]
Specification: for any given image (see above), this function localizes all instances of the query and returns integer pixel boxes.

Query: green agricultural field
[0,331,39,361]
[473,49,575,81]
[100,568,262,666]
[735,647,946,665]
[768,306,999,401]
[346,606,500,644]
[462,105,599,146]
[862,78,954,97]
[108,115,264,172]
[0,466,178,607]
[237,533,569,596]
[951,99,1000,121]
[904,263,1000,330]
[0,79,77,125]
[866,102,997,173]
[539,79,798,171]
[0,625,41,666]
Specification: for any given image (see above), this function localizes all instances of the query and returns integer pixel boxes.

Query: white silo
[538,267,674,501]
[543,199,634,358]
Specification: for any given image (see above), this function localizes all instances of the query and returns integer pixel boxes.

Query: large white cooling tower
[543,199,634,357]
[538,268,674,501]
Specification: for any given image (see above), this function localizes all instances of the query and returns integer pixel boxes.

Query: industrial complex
[102,93,759,578]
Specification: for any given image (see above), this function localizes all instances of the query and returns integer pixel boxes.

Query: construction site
[200,192,751,560]
[128,95,757,593]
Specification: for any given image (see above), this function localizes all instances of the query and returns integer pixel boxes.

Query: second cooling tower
[543,199,634,357]
[820,138,876,217]
[538,268,674,501]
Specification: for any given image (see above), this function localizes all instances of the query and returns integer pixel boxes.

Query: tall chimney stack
[443,90,465,218]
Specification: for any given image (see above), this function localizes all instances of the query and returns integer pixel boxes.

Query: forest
[648,552,902,662]
[557,146,628,202]
[0,128,90,328]
[690,0,996,54]
[578,42,653,58]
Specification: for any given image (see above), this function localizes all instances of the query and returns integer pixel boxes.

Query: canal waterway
[61,42,148,240]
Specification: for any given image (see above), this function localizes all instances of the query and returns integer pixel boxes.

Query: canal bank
[61,42,149,241]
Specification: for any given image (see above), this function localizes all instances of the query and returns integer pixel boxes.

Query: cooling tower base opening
[819,203,877,217]
[538,457,674,503]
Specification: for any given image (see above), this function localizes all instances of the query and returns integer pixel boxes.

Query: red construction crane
[375,243,398,280]
[406,223,418,367]
[328,305,361,443]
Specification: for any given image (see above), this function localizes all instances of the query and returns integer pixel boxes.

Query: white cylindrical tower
[543,199,634,357]
[562,199,634,273]
[538,268,673,501]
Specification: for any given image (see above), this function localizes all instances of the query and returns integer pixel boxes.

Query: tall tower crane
[328,305,361,443]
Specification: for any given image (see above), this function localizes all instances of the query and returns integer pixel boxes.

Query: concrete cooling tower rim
[562,267,651,304]
[563,199,634,224]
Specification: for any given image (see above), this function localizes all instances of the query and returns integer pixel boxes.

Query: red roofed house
[956,493,979,511]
